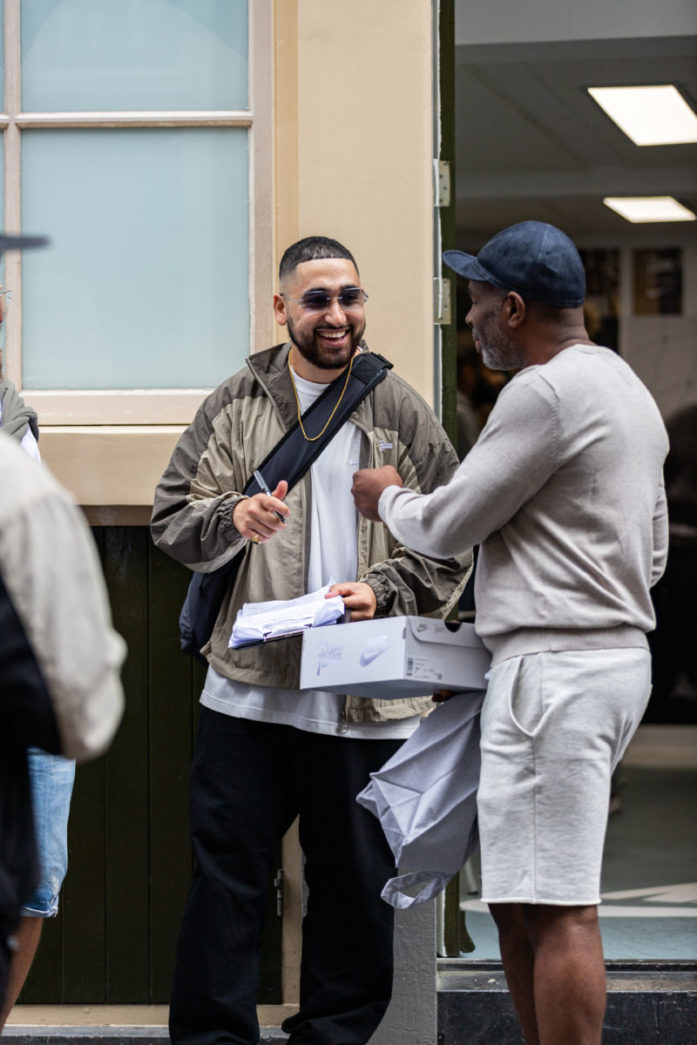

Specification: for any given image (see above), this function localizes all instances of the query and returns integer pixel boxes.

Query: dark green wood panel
[61,755,108,1002]
[147,542,199,1003]
[20,525,283,1005]
[103,529,151,1003]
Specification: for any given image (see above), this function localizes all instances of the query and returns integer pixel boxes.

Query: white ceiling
[453,34,697,248]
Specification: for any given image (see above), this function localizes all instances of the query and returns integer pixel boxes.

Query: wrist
[377,483,399,519]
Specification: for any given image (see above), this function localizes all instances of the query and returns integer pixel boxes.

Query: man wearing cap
[352,221,669,1045]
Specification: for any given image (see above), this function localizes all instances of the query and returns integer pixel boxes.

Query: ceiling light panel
[588,85,697,146]
[603,196,696,223]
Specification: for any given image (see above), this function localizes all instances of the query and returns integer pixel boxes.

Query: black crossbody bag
[179,352,393,661]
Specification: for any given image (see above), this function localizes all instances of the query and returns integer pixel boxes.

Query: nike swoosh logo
[359,638,389,667]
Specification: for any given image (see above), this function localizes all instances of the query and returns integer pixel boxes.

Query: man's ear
[503,291,526,329]
[273,293,288,328]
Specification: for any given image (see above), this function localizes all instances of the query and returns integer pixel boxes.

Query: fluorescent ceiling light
[588,85,697,145]
[603,196,696,223]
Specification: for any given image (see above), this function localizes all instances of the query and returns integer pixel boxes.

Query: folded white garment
[356,689,485,908]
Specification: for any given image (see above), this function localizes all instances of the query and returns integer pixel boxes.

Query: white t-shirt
[200,364,421,739]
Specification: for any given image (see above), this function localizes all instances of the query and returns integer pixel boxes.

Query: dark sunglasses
[282,287,369,312]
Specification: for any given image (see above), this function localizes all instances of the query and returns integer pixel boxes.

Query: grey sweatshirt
[380,344,669,664]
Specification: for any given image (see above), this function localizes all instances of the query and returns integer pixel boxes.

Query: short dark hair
[279,236,358,283]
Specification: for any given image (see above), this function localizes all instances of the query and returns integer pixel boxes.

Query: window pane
[22,0,247,111]
[0,2,4,112]
[22,128,249,390]
[0,135,4,360]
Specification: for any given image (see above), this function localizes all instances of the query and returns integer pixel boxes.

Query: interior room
[449,0,696,964]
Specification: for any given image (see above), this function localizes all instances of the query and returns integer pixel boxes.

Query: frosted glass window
[22,0,247,112]
[0,141,4,359]
[21,128,249,390]
[0,4,4,112]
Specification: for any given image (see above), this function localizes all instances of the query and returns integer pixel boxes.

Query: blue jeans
[21,749,76,918]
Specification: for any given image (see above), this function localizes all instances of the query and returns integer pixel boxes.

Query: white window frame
[1,0,273,425]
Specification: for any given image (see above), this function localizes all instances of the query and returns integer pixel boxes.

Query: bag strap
[244,351,392,497]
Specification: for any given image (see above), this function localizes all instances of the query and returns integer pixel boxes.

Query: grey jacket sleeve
[0,438,125,762]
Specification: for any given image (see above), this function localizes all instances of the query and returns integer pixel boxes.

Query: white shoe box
[300,616,490,698]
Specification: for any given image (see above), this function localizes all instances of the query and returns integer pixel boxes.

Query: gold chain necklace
[288,348,356,442]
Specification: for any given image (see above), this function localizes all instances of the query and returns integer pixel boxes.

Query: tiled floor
[460,725,697,961]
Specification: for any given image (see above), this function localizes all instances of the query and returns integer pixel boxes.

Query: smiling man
[151,236,470,1045]
[277,253,366,372]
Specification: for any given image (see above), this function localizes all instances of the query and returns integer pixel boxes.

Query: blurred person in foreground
[0,231,125,1013]
[0,288,75,1028]
[351,221,669,1045]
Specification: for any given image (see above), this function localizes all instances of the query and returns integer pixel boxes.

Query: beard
[287,314,365,371]
[473,326,527,371]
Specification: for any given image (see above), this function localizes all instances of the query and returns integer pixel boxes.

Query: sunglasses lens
[301,292,332,310]
[297,288,365,311]
[338,289,364,308]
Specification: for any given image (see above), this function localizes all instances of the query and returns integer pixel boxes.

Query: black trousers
[169,708,402,1045]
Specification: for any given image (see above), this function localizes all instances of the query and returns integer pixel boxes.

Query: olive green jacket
[151,343,471,722]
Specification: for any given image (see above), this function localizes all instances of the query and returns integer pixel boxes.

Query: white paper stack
[229,583,346,649]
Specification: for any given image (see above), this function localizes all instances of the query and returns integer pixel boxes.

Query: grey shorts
[478,647,651,906]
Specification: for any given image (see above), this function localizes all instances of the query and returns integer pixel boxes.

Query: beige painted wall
[275,0,435,400]
[41,0,435,506]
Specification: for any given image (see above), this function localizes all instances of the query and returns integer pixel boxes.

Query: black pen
[253,469,287,523]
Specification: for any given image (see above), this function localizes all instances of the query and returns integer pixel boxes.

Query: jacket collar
[246,341,374,433]
[246,342,296,430]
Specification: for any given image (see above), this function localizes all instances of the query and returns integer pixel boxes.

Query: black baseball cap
[0,233,50,252]
[443,221,585,308]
